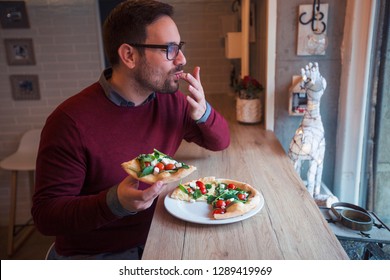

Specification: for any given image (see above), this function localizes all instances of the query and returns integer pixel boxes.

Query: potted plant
[235,75,264,123]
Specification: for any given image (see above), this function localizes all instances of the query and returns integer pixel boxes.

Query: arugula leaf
[153,149,169,159]
[138,165,154,177]
[222,193,238,200]
[137,154,155,162]
[137,154,156,170]
[192,189,203,200]
[207,195,216,204]
[178,184,188,194]
[212,186,246,202]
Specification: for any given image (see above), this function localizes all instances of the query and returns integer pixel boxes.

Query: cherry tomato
[187,188,193,194]
[196,181,207,194]
[213,208,225,215]
[227,183,237,190]
[225,199,232,206]
[237,193,247,200]
[165,163,175,170]
[215,199,226,208]
[144,162,151,167]
[155,162,164,171]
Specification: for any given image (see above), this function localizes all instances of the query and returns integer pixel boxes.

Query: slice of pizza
[170,177,261,220]
[121,149,196,184]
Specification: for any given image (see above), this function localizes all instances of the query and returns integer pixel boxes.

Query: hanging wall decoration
[0,1,30,29]
[4,38,36,65]
[297,0,329,55]
[10,75,40,101]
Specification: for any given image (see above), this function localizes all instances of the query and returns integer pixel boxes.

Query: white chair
[0,128,41,256]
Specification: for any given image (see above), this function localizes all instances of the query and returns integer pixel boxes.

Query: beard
[134,57,183,94]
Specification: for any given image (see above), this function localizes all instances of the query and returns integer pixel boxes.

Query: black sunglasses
[129,41,185,61]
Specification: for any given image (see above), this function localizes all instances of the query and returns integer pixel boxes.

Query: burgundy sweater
[32,82,230,256]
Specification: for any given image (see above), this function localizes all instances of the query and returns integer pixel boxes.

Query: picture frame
[4,38,36,65]
[10,75,40,101]
[0,1,30,29]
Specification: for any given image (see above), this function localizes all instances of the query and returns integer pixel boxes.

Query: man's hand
[117,176,165,212]
[180,66,207,121]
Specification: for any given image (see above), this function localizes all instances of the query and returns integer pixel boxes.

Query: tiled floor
[0,226,54,260]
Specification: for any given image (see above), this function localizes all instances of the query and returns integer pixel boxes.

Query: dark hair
[103,0,174,66]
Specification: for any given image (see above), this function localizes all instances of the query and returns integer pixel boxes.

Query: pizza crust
[121,158,196,184]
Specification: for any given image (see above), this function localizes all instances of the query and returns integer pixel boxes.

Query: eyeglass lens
[167,43,184,60]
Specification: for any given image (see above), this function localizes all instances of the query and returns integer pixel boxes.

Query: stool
[0,129,41,256]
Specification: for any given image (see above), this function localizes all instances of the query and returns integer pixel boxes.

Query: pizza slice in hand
[171,177,261,220]
[121,149,196,184]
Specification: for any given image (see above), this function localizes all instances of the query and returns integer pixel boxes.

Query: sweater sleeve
[31,109,119,235]
[184,102,230,151]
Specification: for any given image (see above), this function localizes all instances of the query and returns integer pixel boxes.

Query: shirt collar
[99,68,156,107]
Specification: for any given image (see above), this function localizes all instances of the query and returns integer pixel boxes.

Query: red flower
[235,76,263,99]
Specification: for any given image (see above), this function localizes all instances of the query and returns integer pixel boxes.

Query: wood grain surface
[142,94,348,260]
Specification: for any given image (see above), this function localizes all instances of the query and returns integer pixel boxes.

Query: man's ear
[117,43,136,69]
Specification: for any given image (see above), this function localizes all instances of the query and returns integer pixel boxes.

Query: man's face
[134,16,186,94]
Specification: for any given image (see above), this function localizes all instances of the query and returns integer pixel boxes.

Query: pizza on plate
[170,176,261,220]
[121,149,196,184]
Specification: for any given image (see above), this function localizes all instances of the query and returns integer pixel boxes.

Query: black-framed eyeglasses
[129,41,185,61]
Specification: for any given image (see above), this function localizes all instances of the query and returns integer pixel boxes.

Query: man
[31,0,229,259]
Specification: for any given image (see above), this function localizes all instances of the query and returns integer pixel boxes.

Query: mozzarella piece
[161,158,174,165]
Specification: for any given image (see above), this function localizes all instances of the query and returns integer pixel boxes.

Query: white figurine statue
[288,62,338,206]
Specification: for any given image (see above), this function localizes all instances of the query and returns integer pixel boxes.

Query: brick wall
[0,0,235,226]
[169,0,235,95]
[0,0,102,226]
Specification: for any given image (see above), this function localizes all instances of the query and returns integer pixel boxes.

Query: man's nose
[174,49,186,66]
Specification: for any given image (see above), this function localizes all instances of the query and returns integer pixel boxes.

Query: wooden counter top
[142,94,348,260]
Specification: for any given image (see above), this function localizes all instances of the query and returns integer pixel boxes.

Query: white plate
[164,192,264,225]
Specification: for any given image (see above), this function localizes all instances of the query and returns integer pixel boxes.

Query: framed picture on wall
[0,1,30,29]
[10,75,40,101]
[4,38,36,65]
